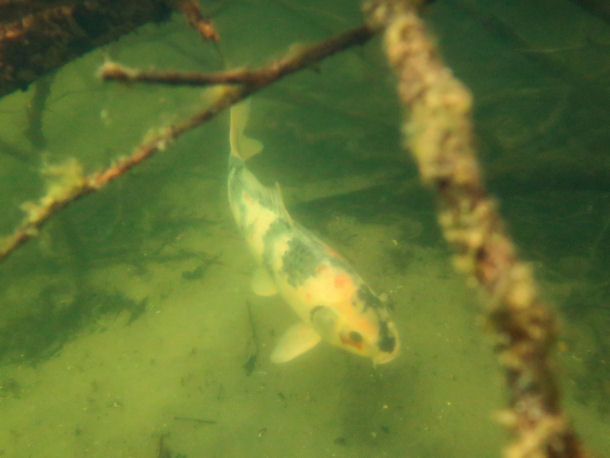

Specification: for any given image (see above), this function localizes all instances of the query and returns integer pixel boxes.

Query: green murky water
[0,1,608,456]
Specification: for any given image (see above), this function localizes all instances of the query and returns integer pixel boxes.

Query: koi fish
[227,101,399,364]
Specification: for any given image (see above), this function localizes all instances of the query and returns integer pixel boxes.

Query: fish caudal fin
[230,99,263,161]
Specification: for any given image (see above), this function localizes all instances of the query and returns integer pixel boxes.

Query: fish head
[310,284,400,364]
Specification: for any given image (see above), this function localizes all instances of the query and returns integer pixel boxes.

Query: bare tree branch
[100,24,374,87]
[0,23,375,263]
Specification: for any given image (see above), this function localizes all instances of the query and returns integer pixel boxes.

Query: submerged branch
[101,24,375,87]
[365,0,581,456]
[0,0,221,97]
[0,0,173,98]
[168,0,220,42]
[0,23,376,263]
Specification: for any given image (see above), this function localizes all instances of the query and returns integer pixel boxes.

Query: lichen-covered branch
[100,62,260,86]
[364,1,581,457]
[0,23,375,263]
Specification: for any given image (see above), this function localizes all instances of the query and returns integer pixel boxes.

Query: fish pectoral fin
[271,322,321,363]
[251,267,277,296]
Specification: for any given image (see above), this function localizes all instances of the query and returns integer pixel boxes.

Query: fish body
[227,102,399,364]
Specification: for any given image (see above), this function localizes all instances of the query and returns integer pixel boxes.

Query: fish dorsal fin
[271,322,321,363]
[270,182,293,225]
[230,99,263,161]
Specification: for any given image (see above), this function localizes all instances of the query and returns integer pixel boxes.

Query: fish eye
[348,331,363,343]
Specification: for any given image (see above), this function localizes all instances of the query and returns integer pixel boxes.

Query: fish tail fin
[230,99,263,161]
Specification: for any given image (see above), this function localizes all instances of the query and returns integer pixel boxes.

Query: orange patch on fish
[242,191,253,203]
[334,273,350,289]
[340,333,363,350]
[326,246,340,257]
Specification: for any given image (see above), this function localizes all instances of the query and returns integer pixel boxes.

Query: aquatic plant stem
[364,1,581,457]
[0,23,375,263]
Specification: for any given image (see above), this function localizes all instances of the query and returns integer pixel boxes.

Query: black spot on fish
[249,186,273,209]
[378,321,396,353]
[357,285,383,310]
[282,236,319,287]
[228,162,275,213]
[262,219,292,271]
[348,331,363,343]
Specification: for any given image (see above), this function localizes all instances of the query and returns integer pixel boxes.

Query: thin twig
[100,63,250,86]
[24,72,55,148]
[243,301,259,376]
[100,24,375,87]
[0,23,375,263]
[173,415,217,424]
[168,0,220,42]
